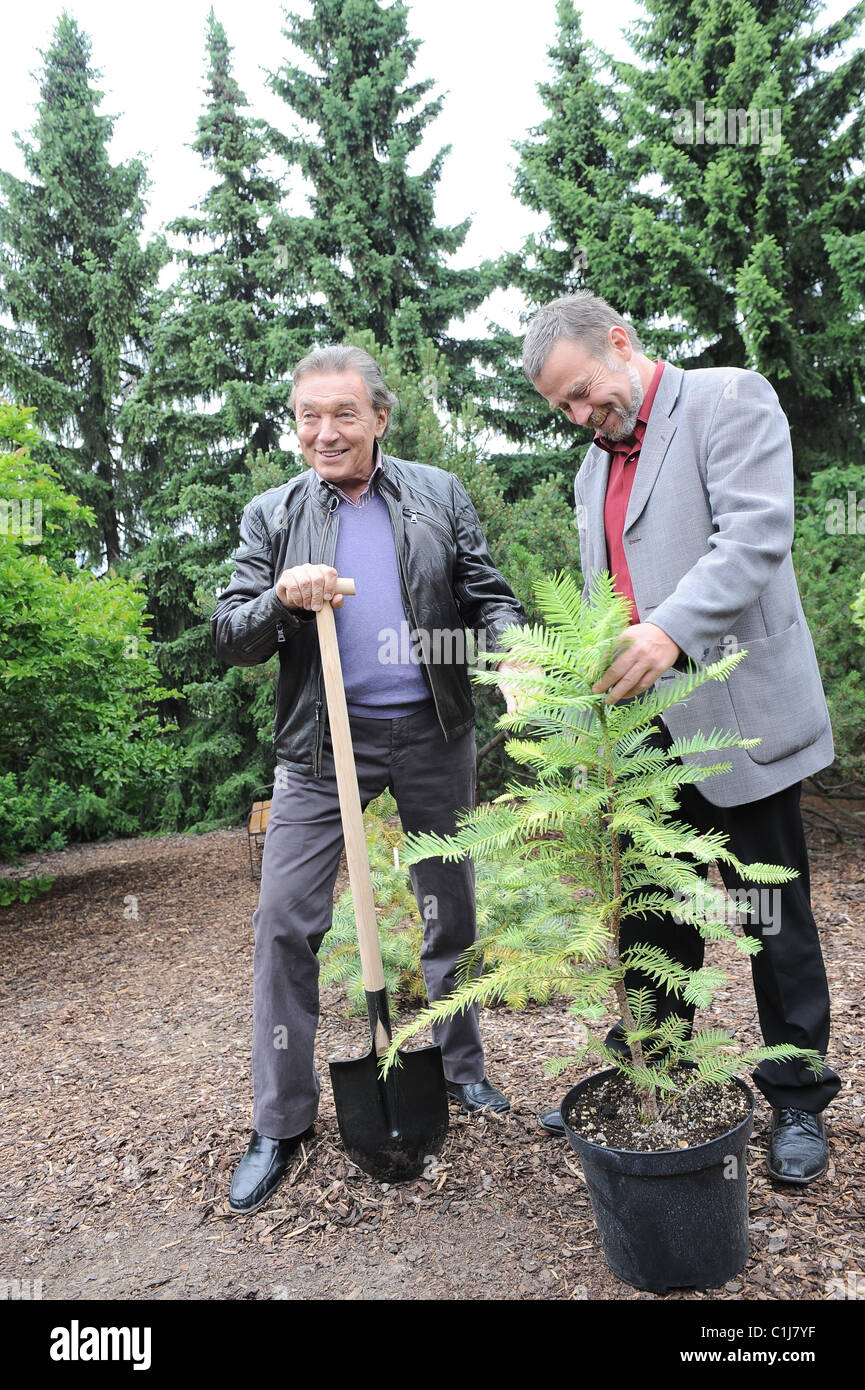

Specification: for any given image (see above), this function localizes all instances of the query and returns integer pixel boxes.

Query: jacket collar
[310,440,402,507]
[580,363,684,475]
[647,361,684,423]
[622,365,682,532]
[576,362,685,536]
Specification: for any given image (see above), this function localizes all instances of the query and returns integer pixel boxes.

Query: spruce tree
[122,9,311,827]
[477,1,625,487]
[620,0,865,477]
[498,0,865,479]
[267,0,495,393]
[0,11,167,568]
[128,8,310,501]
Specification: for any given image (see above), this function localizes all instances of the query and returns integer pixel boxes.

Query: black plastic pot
[561,1068,755,1293]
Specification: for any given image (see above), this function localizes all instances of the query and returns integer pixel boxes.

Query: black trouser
[619,721,840,1112]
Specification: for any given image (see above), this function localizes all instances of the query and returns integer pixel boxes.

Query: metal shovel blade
[315,585,449,1183]
[328,989,449,1183]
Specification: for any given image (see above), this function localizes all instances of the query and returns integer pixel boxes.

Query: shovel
[316,577,449,1182]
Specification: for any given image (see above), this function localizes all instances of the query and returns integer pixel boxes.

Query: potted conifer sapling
[382,573,822,1292]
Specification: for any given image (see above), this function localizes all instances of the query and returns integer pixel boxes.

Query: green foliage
[474,1,621,476]
[486,0,865,481]
[267,0,496,399]
[0,874,54,907]
[442,408,582,798]
[0,11,167,566]
[468,859,581,1008]
[793,463,865,795]
[319,792,578,1014]
[320,792,425,1012]
[117,11,310,835]
[382,572,822,1123]
[0,403,182,860]
[124,8,308,560]
[344,326,449,467]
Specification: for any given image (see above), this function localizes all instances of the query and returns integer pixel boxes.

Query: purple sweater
[332,492,432,718]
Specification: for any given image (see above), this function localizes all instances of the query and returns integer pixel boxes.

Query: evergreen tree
[478,1,626,487]
[123,9,309,693]
[267,0,496,393]
[497,0,865,479]
[120,11,320,829]
[0,11,167,568]
[620,0,865,477]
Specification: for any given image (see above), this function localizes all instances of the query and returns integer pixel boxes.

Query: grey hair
[522,291,643,381]
[289,344,398,438]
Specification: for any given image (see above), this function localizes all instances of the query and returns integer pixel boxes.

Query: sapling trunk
[601,705,660,1123]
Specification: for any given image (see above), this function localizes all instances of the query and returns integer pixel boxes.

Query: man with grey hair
[524,291,839,1185]
[212,343,526,1213]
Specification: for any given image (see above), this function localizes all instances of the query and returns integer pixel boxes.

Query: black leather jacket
[210,451,526,775]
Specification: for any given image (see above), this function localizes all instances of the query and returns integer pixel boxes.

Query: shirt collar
[593,359,665,455]
[328,442,383,508]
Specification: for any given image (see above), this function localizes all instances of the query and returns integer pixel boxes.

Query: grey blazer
[574,364,834,806]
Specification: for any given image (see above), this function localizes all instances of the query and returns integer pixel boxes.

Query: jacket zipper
[403,506,452,539]
[385,493,448,737]
[313,493,340,777]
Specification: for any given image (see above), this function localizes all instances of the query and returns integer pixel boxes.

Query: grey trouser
[251,704,483,1138]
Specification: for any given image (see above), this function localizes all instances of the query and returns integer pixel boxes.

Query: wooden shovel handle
[315,579,390,1052]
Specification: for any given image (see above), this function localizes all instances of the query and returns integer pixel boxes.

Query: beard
[591,364,644,441]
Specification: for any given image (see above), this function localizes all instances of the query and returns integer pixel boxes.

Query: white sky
[0,0,856,338]
[0,0,644,332]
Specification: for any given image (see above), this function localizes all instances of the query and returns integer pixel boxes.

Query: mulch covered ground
[1,820,863,1302]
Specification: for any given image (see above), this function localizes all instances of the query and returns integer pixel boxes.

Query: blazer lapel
[623,364,683,533]
[576,445,611,580]
[577,363,685,577]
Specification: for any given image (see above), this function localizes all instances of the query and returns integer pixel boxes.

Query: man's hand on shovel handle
[275,563,344,612]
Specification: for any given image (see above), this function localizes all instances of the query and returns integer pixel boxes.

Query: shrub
[320,791,578,1014]
[794,463,865,799]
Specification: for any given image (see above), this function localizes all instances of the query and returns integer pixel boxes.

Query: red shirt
[596,359,665,624]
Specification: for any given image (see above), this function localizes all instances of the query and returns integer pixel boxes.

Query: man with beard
[522,291,839,1184]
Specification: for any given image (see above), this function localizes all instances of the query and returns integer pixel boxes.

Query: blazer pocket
[726,620,830,764]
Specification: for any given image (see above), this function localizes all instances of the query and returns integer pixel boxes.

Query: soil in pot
[564,1066,752,1152]
[561,1068,755,1294]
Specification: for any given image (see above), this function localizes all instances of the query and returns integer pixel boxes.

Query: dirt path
[2,827,863,1302]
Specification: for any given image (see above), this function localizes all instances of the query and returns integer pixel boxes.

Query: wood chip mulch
[1,825,863,1302]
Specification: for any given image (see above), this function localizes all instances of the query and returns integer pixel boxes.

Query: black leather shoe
[766,1107,828,1184]
[446,1078,510,1113]
[539,1108,566,1136]
[228,1127,313,1214]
